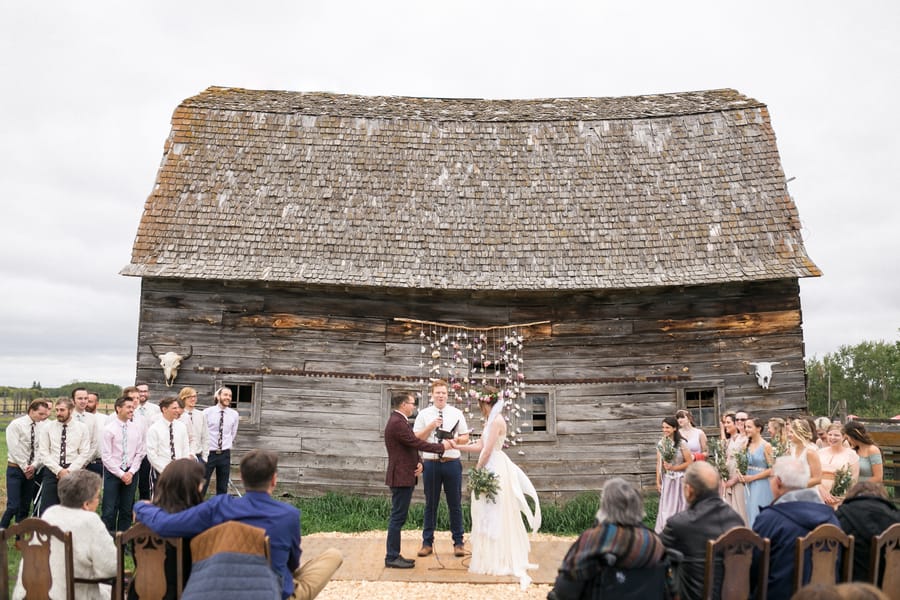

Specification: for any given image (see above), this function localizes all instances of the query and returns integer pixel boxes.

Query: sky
[1,1,898,388]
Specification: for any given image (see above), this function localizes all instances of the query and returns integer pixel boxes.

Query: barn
[121,86,821,497]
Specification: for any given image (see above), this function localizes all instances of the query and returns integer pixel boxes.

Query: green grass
[295,489,660,536]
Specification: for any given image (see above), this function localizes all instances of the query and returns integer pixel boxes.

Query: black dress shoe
[385,557,415,568]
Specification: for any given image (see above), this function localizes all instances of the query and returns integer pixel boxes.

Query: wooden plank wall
[135,277,809,499]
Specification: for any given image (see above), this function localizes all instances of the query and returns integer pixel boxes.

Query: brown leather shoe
[454,544,466,557]
[417,546,433,557]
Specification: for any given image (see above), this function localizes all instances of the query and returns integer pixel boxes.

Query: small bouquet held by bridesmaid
[657,437,676,464]
[770,438,789,462]
[735,448,749,476]
[831,464,853,498]
[708,437,731,482]
[468,467,500,503]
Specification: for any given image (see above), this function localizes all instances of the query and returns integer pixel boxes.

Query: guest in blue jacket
[136,449,342,600]
[752,456,841,599]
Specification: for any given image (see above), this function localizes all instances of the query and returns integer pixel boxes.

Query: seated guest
[13,470,116,600]
[661,461,744,600]
[548,477,670,600]
[753,456,841,600]
[129,458,206,600]
[135,449,343,600]
[835,481,900,583]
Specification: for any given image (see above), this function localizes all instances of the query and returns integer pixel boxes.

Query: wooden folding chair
[0,517,75,600]
[704,526,770,600]
[190,520,270,564]
[794,523,854,593]
[114,522,184,599]
[871,522,900,600]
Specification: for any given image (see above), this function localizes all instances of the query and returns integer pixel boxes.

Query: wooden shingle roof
[122,86,821,290]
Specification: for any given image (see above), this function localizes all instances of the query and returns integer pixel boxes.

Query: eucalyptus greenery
[831,464,853,498]
[467,467,500,503]
[657,436,676,463]
[708,437,731,481]
[735,448,749,476]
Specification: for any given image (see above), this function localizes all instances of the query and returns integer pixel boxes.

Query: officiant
[414,379,470,558]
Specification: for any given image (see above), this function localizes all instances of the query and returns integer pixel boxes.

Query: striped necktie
[28,421,36,464]
[60,423,68,465]
[169,422,176,460]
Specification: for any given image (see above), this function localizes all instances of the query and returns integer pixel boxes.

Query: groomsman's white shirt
[146,418,192,474]
[179,408,210,461]
[38,419,91,475]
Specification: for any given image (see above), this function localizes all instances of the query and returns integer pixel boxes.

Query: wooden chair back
[190,520,270,564]
[704,526,769,600]
[115,522,184,600]
[871,522,900,600]
[0,517,76,600]
[794,523,854,592]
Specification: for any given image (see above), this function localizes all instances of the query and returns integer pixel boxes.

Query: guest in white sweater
[14,469,116,600]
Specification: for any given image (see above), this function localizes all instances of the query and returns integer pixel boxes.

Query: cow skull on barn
[747,361,780,390]
[149,345,193,386]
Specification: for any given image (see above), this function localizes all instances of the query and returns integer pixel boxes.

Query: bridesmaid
[720,413,748,525]
[817,422,860,508]
[789,418,823,488]
[676,409,708,461]
[843,421,882,483]
[767,417,789,455]
[740,416,774,526]
[654,416,693,534]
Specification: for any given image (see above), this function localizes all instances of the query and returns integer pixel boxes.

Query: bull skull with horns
[149,345,193,386]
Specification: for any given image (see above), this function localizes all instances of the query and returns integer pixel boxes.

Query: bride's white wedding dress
[468,411,541,589]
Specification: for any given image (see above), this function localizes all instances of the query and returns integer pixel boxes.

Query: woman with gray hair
[548,477,671,599]
[13,470,116,600]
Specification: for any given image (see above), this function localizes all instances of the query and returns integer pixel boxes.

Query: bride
[455,390,541,589]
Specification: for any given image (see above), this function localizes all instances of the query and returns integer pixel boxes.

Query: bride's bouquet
[468,467,500,503]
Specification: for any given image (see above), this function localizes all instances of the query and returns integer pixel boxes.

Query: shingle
[121,87,821,290]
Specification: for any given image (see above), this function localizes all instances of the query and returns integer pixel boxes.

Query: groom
[383,391,450,568]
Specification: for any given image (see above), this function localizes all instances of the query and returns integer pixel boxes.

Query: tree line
[0,381,123,402]
[806,336,900,419]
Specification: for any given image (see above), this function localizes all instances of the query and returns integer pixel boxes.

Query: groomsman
[1,400,51,526]
[37,397,91,514]
[72,387,103,476]
[178,387,209,464]
[134,381,160,500]
[203,387,239,495]
[146,397,192,480]
[101,395,146,533]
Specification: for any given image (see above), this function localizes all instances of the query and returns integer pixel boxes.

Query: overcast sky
[1,1,897,388]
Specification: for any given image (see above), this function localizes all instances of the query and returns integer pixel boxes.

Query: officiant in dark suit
[383,391,449,569]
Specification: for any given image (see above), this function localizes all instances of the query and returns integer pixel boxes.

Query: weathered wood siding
[135,277,808,498]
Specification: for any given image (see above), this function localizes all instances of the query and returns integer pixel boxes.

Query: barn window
[218,379,261,428]
[515,390,556,441]
[381,386,421,426]
[678,385,721,429]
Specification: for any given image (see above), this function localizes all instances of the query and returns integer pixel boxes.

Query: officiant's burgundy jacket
[384,410,445,488]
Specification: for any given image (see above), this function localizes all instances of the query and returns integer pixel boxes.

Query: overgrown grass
[294,490,660,536]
